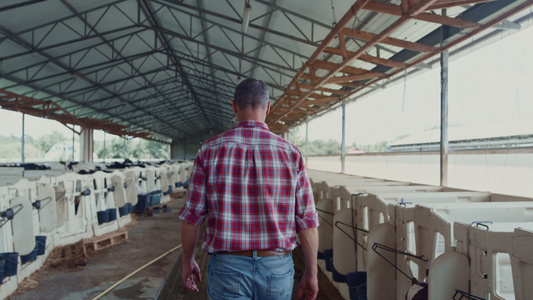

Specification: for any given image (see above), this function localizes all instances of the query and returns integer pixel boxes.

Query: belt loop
[252,250,258,260]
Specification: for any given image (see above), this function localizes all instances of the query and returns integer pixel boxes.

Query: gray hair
[233,78,270,110]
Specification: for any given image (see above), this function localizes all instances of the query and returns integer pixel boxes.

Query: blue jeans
[207,251,294,300]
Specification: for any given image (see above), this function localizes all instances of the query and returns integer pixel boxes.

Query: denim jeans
[207,251,294,300]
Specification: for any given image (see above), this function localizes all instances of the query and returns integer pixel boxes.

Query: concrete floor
[8,194,186,300]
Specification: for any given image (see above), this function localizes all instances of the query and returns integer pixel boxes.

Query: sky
[1,20,533,146]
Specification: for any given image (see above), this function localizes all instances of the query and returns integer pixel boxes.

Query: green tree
[35,131,68,154]
[146,140,168,159]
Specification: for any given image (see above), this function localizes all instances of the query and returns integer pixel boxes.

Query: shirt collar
[232,120,270,131]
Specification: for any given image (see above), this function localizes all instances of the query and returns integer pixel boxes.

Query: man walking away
[179,78,319,300]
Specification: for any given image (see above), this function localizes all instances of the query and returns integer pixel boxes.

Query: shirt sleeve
[294,156,319,231]
[178,151,208,226]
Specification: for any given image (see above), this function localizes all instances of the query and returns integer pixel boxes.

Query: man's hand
[181,221,202,292]
[298,270,318,300]
[182,258,202,292]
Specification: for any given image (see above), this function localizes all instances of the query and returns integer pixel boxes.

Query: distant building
[388,118,533,152]
[347,147,365,154]
[44,142,79,161]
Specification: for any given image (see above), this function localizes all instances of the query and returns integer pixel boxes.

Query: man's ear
[265,102,271,115]
[232,100,238,114]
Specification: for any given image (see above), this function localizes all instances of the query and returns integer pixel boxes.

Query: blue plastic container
[97,210,109,224]
[0,252,18,277]
[118,204,128,217]
[20,247,38,264]
[163,185,172,196]
[148,190,162,206]
[135,194,149,211]
[317,251,325,260]
[0,259,5,283]
[35,236,47,255]
[324,249,333,272]
[108,208,117,221]
[347,272,367,300]
[356,284,367,300]
[332,268,347,282]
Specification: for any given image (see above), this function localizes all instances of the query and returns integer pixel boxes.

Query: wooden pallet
[45,240,87,267]
[171,189,186,198]
[84,230,128,252]
[145,203,170,216]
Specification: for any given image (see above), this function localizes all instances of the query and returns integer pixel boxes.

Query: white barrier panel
[357,191,489,274]
[53,173,93,246]
[332,207,358,276]
[123,169,138,205]
[110,172,127,207]
[178,164,188,186]
[159,166,170,204]
[0,185,19,300]
[453,222,533,300]
[129,167,148,193]
[8,180,37,256]
[316,199,334,255]
[36,182,57,233]
[367,223,396,300]
[168,164,180,189]
[314,181,329,203]
[390,202,533,300]
[89,172,119,237]
[510,228,533,300]
[427,251,470,300]
[145,167,157,193]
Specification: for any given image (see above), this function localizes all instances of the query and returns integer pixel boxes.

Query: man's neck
[236,111,266,123]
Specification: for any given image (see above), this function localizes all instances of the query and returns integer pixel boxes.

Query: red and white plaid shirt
[179,120,318,253]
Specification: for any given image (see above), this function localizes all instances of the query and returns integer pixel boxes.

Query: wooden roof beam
[292,84,349,96]
[269,0,440,128]
[312,59,375,75]
[365,1,480,28]
[341,28,439,52]
[326,72,386,84]
[268,0,371,114]
[337,82,363,89]
[427,0,496,11]
[324,47,406,68]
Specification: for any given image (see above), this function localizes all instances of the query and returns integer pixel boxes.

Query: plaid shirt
[179,120,318,253]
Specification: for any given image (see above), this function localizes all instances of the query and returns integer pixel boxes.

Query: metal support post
[341,101,346,173]
[21,114,25,164]
[440,20,449,187]
[305,115,309,166]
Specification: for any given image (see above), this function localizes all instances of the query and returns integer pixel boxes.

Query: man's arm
[181,220,202,292]
[297,227,319,300]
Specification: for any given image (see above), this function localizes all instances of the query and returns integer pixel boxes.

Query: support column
[183,139,186,160]
[103,131,107,162]
[80,128,94,163]
[341,101,346,173]
[440,21,449,187]
[123,138,127,159]
[305,115,309,166]
[72,128,76,161]
[21,114,25,164]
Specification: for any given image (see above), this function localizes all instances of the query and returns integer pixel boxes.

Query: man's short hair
[234,78,270,110]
